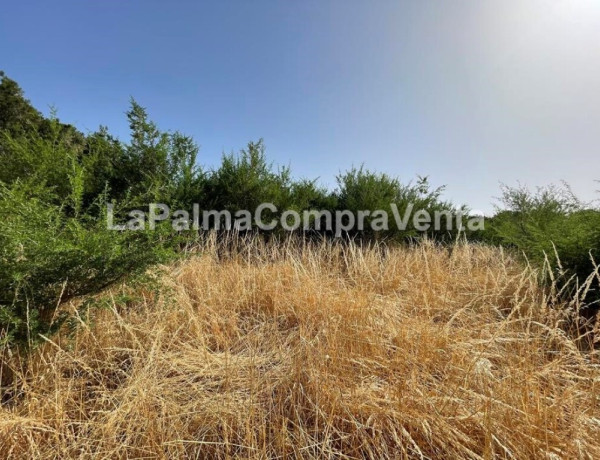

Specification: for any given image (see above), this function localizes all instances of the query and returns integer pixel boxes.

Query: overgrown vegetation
[478,183,600,314]
[1,237,599,458]
[0,71,598,353]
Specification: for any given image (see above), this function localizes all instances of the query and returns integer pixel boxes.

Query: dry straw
[1,235,599,458]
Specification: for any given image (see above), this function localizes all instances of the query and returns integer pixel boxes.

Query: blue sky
[1,0,599,213]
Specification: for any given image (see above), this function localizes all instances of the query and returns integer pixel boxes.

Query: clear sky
[1,0,599,213]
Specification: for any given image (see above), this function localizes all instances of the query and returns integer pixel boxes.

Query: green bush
[0,76,178,348]
[481,184,600,302]
[202,139,292,213]
[0,182,172,347]
[335,167,462,241]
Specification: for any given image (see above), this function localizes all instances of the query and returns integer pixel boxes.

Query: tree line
[0,71,598,349]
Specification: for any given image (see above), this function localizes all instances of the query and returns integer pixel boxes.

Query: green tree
[0,71,43,136]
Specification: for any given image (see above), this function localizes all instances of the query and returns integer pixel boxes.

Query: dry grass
[1,236,599,459]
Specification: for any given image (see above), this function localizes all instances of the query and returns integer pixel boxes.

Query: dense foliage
[478,184,600,312]
[0,71,598,349]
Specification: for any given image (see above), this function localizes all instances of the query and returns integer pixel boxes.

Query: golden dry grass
[1,236,599,459]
